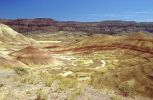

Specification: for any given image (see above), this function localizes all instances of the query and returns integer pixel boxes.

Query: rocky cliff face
[1,18,153,34]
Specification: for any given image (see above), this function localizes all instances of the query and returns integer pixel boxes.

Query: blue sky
[0,0,153,22]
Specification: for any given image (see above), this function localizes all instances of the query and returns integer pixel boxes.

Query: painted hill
[50,32,153,97]
[11,46,54,66]
[75,32,153,47]
[0,24,36,44]
[74,32,153,97]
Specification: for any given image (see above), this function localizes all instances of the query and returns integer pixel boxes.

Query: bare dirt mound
[12,46,54,66]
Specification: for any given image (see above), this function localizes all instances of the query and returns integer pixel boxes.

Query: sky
[0,0,153,22]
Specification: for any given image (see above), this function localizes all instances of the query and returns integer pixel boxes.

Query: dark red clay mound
[12,46,54,66]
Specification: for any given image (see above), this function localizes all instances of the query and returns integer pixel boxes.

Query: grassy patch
[21,71,54,86]
[19,70,78,90]
[56,76,78,91]
[90,71,106,88]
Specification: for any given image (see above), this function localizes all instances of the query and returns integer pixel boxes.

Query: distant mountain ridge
[1,18,153,34]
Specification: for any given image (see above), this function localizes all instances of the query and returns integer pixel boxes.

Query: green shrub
[58,77,78,91]
[21,71,54,86]
[14,67,29,75]
[119,80,135,97]
[39,71,54,87]
[111,95,120,100]
[35,89,46,100]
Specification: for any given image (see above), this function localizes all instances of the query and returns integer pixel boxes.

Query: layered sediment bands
[0,24,36,44]
[51,44,153,55]
[0,54,28,68]
[11,46,54,66]
[49,33,153,97]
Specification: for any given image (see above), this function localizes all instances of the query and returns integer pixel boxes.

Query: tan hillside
[74,32,153,97]
[0,24,36,45]
[74,32,153,48]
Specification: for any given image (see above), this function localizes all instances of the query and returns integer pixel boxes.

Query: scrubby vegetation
[14,67,29,75]
[119,80,135,97]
